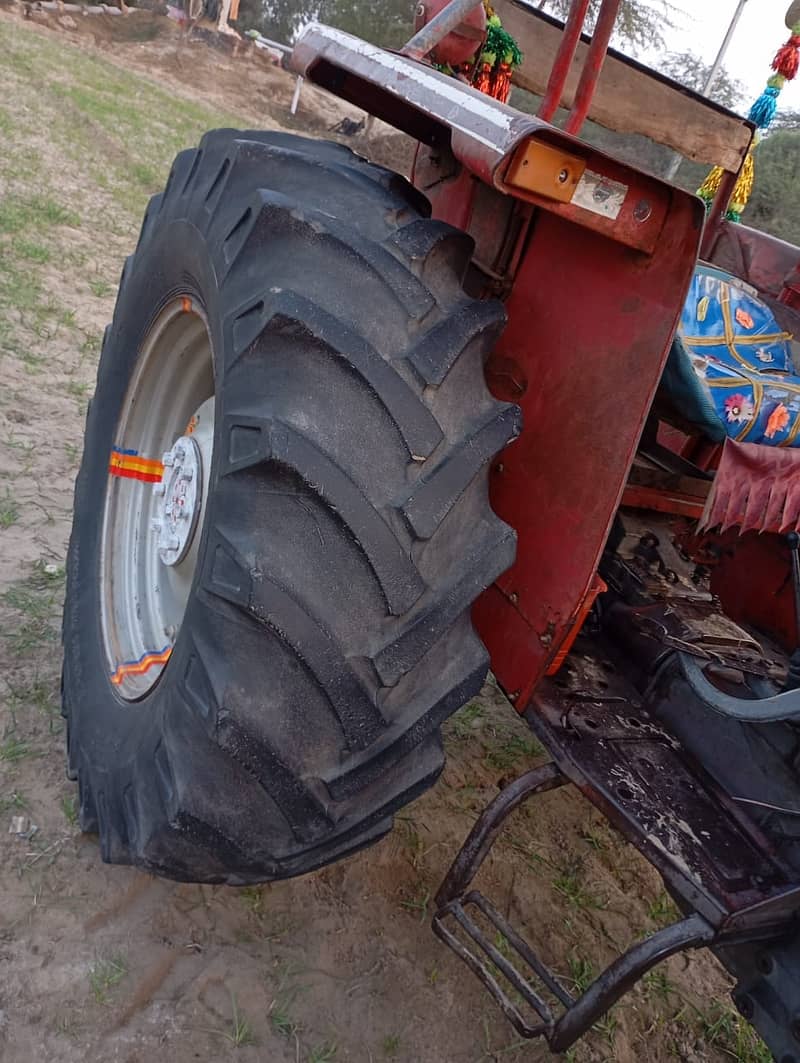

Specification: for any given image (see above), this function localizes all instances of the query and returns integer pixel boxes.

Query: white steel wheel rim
[100,297,215,701]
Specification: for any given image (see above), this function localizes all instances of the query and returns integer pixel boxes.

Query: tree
[771,110,800,133]
[658,50,745,112]
[536,0,677,52]
[747,130,800,246]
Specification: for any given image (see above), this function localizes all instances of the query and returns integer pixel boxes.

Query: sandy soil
[0,7,754,1062]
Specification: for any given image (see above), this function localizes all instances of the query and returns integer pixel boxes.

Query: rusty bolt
[509,591,519,604]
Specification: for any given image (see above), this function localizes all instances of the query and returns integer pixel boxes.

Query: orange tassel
[489,63,512,102]
[473,62,493,94]
[772,36,800,80]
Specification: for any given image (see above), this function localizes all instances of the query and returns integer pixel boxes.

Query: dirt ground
[0,7,769,1062]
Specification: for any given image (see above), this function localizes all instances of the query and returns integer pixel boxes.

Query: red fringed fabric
[700,440,800,535]
[473,62,493,94]
[489,62,512,103]
[773,36,800,80]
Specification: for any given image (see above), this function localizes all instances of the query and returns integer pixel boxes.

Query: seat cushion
[661,265,799,446]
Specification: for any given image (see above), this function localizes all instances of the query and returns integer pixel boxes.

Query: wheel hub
[151,435,202,566]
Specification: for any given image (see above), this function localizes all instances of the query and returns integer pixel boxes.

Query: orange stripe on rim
[110,646,172,686]
[109,449,164,484]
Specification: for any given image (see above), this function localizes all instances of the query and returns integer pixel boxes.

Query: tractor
[62,0,800,1055]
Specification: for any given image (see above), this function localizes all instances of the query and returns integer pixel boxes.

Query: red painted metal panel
[680,528,797,654]
[622,484,706,520]
[470,195,703,707]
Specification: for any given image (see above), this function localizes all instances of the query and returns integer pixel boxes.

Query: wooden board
[493,0,751,172]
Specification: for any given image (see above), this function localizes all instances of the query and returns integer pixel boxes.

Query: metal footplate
[433,684,800,1051]
[433,764,716,1050]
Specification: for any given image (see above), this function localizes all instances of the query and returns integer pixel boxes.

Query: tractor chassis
[434,639,800,1054]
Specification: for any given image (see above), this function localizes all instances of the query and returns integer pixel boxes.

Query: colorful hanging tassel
[698,19,800,221]
[773,33,800,78]
[725,147,755,222]
[433,5,522,103]
[697,165,725,207]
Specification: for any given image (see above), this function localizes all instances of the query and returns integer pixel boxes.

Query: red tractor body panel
[472,196,703,704]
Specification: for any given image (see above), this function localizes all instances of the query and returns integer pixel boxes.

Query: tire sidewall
[65,216,223,757]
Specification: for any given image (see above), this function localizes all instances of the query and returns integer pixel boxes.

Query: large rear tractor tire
[62,130,520,883]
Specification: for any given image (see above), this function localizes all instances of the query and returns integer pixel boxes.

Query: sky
[651,0,800,109]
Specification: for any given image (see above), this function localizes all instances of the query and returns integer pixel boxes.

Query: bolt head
[162,452,174,466]
[150,519,162,533]
[152,482,166,496]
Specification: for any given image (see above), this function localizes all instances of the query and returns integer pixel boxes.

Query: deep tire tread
[63,129,520,884]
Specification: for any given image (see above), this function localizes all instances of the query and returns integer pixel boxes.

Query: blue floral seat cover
[661,265,799,446]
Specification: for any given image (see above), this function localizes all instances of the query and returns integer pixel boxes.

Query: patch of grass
[30,559,65,588]
[648,891,679,927]
[567,954,594,994]
[79,330,102,362]
[270,1000,299,1040]
[61,794,78,827]
[88,954,127,1003]
[0,791,27,813]
[0,489,19,529]
[5,675,59,732]
[399,885,430,923]
[240,885,265,917]
[88,278,112,298]
[485,733,544,772]
[0,193,79,234]
[552,858,604,911]
[0,736,35,763]
[223,992,256,1047]
[12,237,51,264]
[579,826,607,852]
[449,700,485,740]
[593,1011,618,1046]
[700,1005,771,1063]
[0,568,64,657]
[309,1043,337,1062]
[644,969,676,1002]
[268,966,303,1042]
[382,1034,400,1058]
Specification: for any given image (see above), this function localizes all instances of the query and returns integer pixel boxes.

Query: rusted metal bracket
[432,763,715,1050]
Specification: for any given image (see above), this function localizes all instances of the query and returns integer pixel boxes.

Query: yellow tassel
[729,149,755,215]
[697,165,724,202]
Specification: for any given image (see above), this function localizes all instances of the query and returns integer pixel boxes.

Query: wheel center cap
[151,435,202,566]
